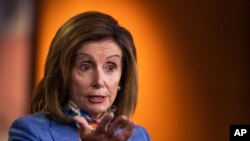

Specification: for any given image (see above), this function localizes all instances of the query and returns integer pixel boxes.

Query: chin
[88,106,108,115]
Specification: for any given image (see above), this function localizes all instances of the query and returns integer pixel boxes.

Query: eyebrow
[75,53,121,60]
[107,54,121,60]
[75,53,93,59]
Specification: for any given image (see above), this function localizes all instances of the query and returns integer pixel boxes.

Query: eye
[79,63,92,72]
[105,63,117,73]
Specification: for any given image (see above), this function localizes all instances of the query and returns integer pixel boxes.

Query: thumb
[73,116,91,135]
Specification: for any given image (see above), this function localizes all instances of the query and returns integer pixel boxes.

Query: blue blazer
[9,112,150,141]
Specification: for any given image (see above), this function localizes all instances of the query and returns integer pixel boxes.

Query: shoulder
[10,112,50,129]
[8,112,52,141]
[129,124,151,141]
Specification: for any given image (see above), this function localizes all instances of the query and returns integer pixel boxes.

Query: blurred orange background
[0,0,249,141]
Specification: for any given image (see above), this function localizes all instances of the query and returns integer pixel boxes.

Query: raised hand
[73,113,135,141]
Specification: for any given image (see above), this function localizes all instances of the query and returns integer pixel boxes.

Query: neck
[67,100,107,123]
[67,100,116,123]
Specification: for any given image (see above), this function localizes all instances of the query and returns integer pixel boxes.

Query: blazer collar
[49,119,80,141]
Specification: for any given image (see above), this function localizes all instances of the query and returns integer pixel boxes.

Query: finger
[113,122,136,141]
[73,116,91,135]
[107,115,129,136]
[95,112,114,133]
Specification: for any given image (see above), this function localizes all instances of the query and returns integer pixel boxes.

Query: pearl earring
[117,86,121,91]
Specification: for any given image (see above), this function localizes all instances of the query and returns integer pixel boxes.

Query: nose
[91,68,105,89]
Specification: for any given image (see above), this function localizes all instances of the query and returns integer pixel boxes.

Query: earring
[117,86,121,91]
[107,105,117,113]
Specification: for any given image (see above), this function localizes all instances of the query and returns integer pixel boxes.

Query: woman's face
[70,38,122,119]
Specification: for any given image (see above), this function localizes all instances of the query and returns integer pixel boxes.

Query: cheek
[107,75,121,97]
[111,71,122,84]
[106,73,121,87]
[71,71,92,95]
[109,87,118,104]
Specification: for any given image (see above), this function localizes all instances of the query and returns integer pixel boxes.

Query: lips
[86,95,106,103]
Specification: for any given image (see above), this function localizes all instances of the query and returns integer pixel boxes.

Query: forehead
[76,39,122,56]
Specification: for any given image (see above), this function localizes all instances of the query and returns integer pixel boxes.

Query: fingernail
[76,123,80,128]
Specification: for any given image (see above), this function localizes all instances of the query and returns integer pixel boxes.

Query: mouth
[86,95,106,103]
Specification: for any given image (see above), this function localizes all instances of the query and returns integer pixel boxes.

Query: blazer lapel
[49,120,80,141]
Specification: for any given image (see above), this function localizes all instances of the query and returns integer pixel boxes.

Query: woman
[9,11,150,141]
